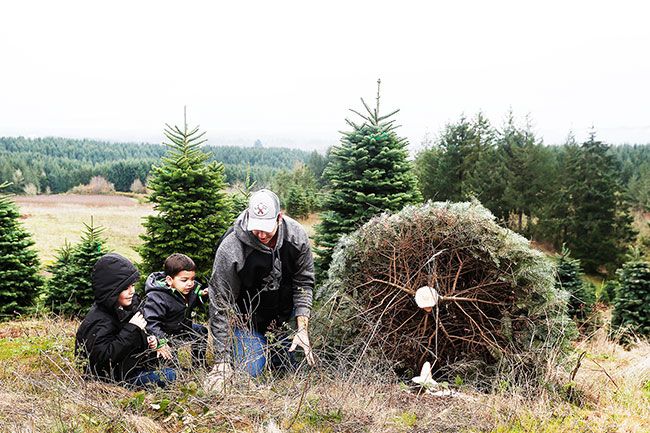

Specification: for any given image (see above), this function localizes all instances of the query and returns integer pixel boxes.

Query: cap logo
[253,202,269,217]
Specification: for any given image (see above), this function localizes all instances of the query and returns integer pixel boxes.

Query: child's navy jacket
[142,271,205,339]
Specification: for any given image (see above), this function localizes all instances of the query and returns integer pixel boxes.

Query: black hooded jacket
[75,253,151,382]
[142,271,205,340]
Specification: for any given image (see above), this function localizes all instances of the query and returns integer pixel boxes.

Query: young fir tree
[415,113,494,203]
[42,220,107,316]
[611,257,650,343]
[498,113,550,235]
[285,185,310,220]
[0,183,43,317]
[230,164,256,220]
[555,246,595,328]
[139,112,232,281]
[314,80,422,276]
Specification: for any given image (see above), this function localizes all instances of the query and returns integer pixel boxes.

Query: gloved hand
[128,312,147,330]
[203,362,233,393]
[289,327,315,366]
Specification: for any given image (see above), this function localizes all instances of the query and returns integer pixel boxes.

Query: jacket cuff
[294,307,311,318]
[122,323,141,335]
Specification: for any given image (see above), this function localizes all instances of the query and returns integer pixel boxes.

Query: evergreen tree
[498,113,550,235]
[564,131,636,274]
[0,183,43,318]
[307,149,329,187]
[271,162,320,214]
[534,133,578,246]
[314,80,422,275]
[139,112,232,281]
[230,164,256,220]
[627,161,650,211]
[599,279,619,305]
[285,185,310,220]
[555,246,595,328]
[611,258,650,343]
[42,220,107,316]
[414,113,509,218]
[415,114,492,202]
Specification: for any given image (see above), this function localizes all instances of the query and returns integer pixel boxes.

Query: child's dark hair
[164,253,196,277]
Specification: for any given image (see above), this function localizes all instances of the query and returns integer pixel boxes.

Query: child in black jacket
[142,253,208,367]
[75,253,176,387]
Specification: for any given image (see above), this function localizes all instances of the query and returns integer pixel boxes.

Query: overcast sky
[1,1,649,153]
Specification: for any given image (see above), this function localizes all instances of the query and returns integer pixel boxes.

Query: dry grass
[0,316,648,433]
[292,213,319,238]
[0,317,493,433]
[13,194,154,265]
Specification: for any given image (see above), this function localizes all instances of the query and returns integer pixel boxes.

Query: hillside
[0,136,316,194]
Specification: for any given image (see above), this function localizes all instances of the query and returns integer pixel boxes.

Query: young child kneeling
[75,253,176,388]
[143,253,209,368]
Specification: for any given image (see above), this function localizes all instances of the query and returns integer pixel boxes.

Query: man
[205,189,315,390]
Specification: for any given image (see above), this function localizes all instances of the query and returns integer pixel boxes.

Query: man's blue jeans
[232,328,296,378]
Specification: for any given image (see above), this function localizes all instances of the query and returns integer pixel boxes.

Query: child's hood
[144,271,169,294]
[92,253,140,310]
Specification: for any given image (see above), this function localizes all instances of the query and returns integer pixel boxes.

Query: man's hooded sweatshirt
[208,211,314,363]
[75,253,150,382]
[142,272,204,340]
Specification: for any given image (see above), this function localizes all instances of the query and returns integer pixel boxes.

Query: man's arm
[289,224,316,365]
[291,227,315,319]
[208,240,242,364]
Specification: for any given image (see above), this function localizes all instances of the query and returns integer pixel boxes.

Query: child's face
[166,270,196,295]
[117,284,135,307]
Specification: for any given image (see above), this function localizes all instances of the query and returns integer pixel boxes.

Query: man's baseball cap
[247,189,281,232]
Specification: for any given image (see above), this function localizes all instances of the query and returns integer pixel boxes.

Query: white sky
[1,1,649,153]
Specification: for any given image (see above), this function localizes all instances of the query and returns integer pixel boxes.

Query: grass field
[13,193,321,267]
[5,194,650,431]
[14,194,155,266]
[0,316,648,432]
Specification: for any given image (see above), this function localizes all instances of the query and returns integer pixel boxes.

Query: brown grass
[0,316,648,432]
[13,194,154,265]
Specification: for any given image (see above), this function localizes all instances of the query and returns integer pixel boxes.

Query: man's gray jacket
[208,211,314,362]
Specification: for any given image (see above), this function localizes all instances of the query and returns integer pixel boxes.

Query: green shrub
[611,260,650,343]
[41,220,107,317]
[555,246,596,330]
[0,183,43,318]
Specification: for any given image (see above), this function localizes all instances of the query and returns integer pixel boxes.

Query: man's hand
[289,316,315,366]
[203,362,233,392]
[200,288,209,297]
[128,312,147,330]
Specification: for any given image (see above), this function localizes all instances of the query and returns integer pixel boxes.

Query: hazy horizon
[2,1,649,153]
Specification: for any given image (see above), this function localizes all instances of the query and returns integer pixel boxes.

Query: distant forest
[0,137,318,193]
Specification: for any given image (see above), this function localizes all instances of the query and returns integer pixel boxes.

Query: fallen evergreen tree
[314,201,575,388]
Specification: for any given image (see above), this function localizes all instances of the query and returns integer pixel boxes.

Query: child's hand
[200,288,209,297]
[128,312,147,330]
[147,335,158,350]
[156,345,173,360]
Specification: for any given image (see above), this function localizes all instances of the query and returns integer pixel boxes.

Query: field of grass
[14,194,155,266]
[13,193,321,267]
[5,194,650,431]
[0,316,648,432]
